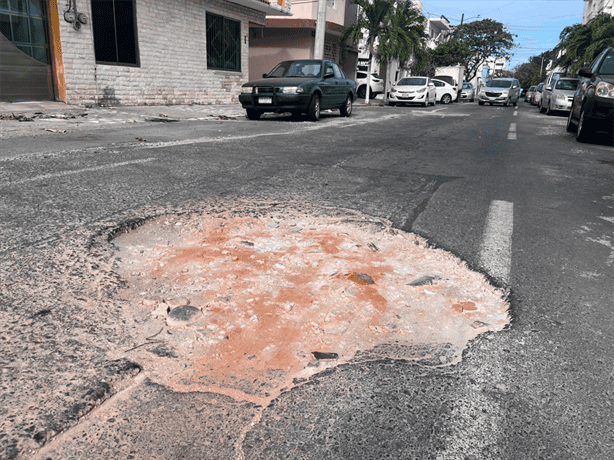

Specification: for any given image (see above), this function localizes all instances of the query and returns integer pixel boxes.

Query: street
[2,101,613,459]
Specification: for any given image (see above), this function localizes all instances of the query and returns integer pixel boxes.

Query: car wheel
[513,99,518,107]
[422,96,428,107]
[539,102,546,113]
[308,94,321,121]
[478,100,484,106]
[357,86,367,99]
[576,106,594,143]
[503,100,509,107]
[246,109,262,120]
[389,101,396,107]
[566,108,578,133]
[340,94,353,117]
[546,102,552,116]
[441,94,452,104]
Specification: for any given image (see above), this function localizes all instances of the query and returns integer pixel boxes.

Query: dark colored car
[567,46,614,142]
[238,60,356,121]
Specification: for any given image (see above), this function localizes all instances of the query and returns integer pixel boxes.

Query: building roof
[227,0,292,17]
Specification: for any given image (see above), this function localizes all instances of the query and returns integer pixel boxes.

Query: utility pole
[540,56,544,79]
[314,0,327,59]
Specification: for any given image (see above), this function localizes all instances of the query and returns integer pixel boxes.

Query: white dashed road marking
[479,200,514,284]
[507,123,517,140]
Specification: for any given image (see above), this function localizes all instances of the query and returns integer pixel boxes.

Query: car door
[319,61,338,109]
[332,63,350,104]
[428,79,437,101]
[432,79,444,101]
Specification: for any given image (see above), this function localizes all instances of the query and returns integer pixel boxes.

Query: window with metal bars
[91,0,139,66]
[206,13,240,72]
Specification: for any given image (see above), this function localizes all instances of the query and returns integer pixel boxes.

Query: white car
[432,78,458,104]
[388,77,437,107]
[355,71,384,99]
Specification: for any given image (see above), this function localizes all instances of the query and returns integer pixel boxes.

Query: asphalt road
[1,101,613,459]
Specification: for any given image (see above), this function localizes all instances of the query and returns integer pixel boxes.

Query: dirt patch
[113,201,510,407]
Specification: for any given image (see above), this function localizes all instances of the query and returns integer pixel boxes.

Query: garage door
[0,0,53,102]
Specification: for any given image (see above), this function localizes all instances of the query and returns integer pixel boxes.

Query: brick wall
[57,0,266,105]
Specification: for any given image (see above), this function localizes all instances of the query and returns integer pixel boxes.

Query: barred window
[206,13,241,72]
[91,0,139,66]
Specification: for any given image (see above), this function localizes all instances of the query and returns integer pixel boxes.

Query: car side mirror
[577,67,592,78]
[262,73,268,78]
[428,83,434,87]
[545,86,552,91]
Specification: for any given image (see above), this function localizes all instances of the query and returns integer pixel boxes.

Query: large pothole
[112,200,509,406]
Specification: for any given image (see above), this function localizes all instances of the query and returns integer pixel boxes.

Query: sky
[418,0,586,69]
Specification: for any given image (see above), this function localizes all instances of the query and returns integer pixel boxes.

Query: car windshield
[267,61,322,78]
[600,51,614,75]
[487,80,512,88]
[555,80,578,90]
[529,86,536,91]
[398,78,426,86]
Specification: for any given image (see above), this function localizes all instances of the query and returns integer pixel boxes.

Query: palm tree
[377,1,427,101]
[554,14,614,73]
[341,0,392,104]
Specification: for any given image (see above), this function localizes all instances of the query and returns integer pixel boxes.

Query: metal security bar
[206,13,240,72]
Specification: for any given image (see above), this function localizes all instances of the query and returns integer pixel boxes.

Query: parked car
[532,82,544,106]
[566,46,614,142]
[539,71,566,113]
[388,77,437,107]
[355,72,384,99]
[432,78,458,103]
[525,85,537,103]
[541,77,579,115]
[478,78,521,106]
[460,82,475,102]
[239,60,356,121]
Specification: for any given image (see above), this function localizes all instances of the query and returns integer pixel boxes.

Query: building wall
[248,28,343,81]
[583,0,614,24]
[56,0,266,106]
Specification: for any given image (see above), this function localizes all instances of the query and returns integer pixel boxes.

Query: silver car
[541,77,579,115]
[478,78,521,106]
[460,82,475,102]
[532,82,544,106]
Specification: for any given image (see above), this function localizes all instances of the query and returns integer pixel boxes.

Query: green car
[239,60,357,121]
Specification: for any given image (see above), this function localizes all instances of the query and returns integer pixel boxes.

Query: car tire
[478,100,484,106]
[503,100,509,107]
[566,108,578,133]
[441,94,452,104]
[357,86,370,99]
[340,94,353,117]
[471,97,475,102]
[576,106,594,143]
[389,101,396,107]
[539,102,546,113]
[546,102,552,116]
[246,109,262,120]
[308,94,321,121]
[422,96,428,107]
[513,99,518,107]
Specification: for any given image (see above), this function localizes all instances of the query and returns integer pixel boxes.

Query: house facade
[248,0,358,82]
[0,0,291,104]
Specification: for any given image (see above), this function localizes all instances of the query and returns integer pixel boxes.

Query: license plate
[259,97,272,104]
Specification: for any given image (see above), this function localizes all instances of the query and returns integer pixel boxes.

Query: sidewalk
[0,100,246,138]
[0,97,385,139]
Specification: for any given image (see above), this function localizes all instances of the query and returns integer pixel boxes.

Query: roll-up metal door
[0,0,53,102]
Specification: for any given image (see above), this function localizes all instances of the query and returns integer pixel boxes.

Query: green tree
[554,14,614,73]
[341,0,392,103]
[431,19,516,82]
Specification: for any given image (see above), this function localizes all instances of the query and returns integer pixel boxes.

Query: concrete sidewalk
[0,101,247,138]
[0,98,384,138]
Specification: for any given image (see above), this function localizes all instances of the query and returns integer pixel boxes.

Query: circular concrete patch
[114,201,510,406]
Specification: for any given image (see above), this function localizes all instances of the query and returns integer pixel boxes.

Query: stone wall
[57,0,266,105]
